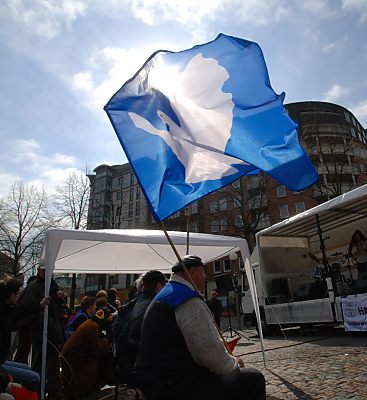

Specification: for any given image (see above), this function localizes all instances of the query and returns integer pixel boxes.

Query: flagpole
[186,214,190,255]
[160,222,235,355]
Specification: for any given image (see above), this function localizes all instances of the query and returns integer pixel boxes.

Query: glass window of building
[214,260,221,274]
[235,214,243,228]
[277,185,286,198]
[221,219,228,230]
[234,196,241,208]
[128,203,133,218]
[135,201,140,216]
[211,219,220,232]
[279,204,289,219]
[219,198,227,211]
[224,259,231,271]
[136,187,141,200]
[130,173,136,186]
[190,222,198,233]
[350,127,356,137]
[129,187,134,202]
[295,201,305,214]
[210,201,217,213]
[344,111,350,122]
[185,201,198,215]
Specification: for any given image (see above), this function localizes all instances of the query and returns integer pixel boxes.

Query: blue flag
[105,33,318,222]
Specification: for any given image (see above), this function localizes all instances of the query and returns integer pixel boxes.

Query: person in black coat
[207,290,223,328]
[0,278,49,391]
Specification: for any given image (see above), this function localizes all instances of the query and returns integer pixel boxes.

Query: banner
[341,295,367,331]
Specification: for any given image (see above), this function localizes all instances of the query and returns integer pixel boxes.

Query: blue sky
[0,0,366,196]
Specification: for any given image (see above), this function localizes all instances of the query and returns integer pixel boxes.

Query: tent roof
[257,184,367,246]
[46,229,249,275]
[254,184,367,273]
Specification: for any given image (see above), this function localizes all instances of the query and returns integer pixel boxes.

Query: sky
[0,0,366,197]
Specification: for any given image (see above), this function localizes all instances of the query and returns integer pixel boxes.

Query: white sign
[341,295,367,332]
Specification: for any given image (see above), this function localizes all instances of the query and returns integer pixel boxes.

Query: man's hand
[236,356,245,368]
[40,297,51,309]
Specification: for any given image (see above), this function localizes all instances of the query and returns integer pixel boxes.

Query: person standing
[207,290,222,328]
[0,278,48,392]
[348,229,367,276]
[21,262,65,400]
[134,255,266,400]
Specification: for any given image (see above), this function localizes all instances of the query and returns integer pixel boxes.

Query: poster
[341,295,367,331]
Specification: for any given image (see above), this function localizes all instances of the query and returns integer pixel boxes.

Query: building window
[344,111,350,122]
[185,201,198,215]
[130,173,136,186]
[190,222,198,232]
[279,204,289,219]
[214,260,221,274]
[235,214,243,228]
[135,201,140,216]
[136,187,141,200]
[224,259,231,271]
[116,192,122,200]
[128,219,134,228]
[234,196,241,208]
[135,217,140,226]
[221,219,229,231]
[210,201,217,213]
[116,206,122,217]
[219,198,227,211]
[109,275,119,286]
[211,220,220,233]
[129,187,134,202]
[350,127,356,137]
[169,211,180,219]
[277,185,286,198]
[295,201,305,214]
[128,203,133,218]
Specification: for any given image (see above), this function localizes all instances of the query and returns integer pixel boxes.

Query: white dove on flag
[128,53,250,184]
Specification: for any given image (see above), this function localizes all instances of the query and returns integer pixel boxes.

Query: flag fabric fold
[105,33,318,222]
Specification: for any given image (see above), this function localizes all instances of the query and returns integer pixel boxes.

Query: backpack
[113,297,137,361]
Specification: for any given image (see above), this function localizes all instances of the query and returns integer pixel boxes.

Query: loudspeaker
[215,273,234,292]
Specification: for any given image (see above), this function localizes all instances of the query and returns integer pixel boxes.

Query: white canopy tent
[40,228,263,399]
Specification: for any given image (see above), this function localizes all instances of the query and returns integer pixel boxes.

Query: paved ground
[230,327,367,399]
[93,325,367,400]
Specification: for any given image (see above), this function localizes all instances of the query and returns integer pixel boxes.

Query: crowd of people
[1,255,267,400]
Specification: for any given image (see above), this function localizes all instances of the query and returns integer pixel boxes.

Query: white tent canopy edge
[40,229,264,399]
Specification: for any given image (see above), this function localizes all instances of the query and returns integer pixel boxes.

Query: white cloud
[0,172,21,197]
[0,139,82,194]
[0,0,87,39]
[300,0,338,18]
[342,0,367,23]
[323,35,348,52]
[71,46,155,110]
[323,84,350,102]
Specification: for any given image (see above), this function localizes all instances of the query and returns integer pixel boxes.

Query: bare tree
[54,169,90,230]
[0,182,50,276]
[53,169,90,306]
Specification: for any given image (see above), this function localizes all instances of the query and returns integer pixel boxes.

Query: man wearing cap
[62,308,113,398]
[134,255,265,400]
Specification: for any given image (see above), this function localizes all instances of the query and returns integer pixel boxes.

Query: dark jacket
[21,275,65,346]
[134,282,205,386]
[0,300,40,364]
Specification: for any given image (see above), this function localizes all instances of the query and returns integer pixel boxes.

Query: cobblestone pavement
[230,327,367,400]
[97,326,366,400]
